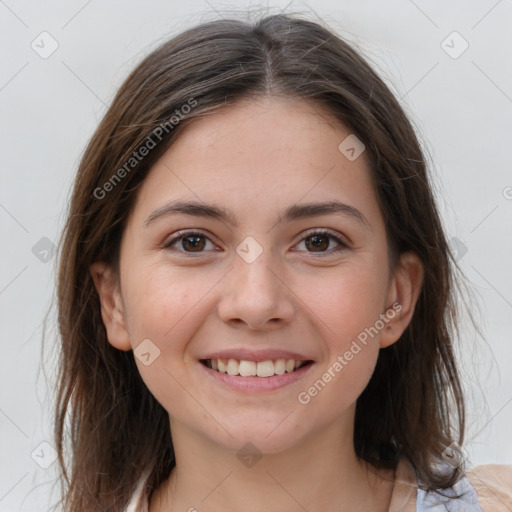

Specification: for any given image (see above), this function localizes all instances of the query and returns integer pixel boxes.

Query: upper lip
[201,349,314,363]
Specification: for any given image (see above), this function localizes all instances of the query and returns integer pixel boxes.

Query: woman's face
[92,96,422,454]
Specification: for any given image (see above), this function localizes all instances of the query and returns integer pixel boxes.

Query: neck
[150,412,395,512]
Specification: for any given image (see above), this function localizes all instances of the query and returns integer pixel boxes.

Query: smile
[199,358,315,392]
[201,358,311,377]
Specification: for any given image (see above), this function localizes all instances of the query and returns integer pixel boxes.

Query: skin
[91,95,423,512]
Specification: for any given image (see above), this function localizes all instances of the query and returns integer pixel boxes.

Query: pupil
[307,235,328,251]
[183,235,205,251]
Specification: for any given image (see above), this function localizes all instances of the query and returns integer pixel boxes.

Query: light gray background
[1,1,511,510]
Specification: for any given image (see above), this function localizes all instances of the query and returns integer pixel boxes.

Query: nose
[216,248,295,331]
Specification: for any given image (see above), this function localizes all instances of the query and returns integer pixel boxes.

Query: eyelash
[162,229,349,256]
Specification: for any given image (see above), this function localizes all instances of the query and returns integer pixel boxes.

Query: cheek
[301,263,387,397]
[308,263,388,343]
[125,270,207,415]
[123,264,213,345]
[297,281,383,424]
[122,265,216,399]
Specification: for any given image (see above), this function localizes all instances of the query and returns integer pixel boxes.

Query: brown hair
[53,12,474,511]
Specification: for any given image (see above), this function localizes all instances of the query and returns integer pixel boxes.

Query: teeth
[274,359,285,375]
[257,360,275,377]
[239,360,257,377]
[226,359,239,376]
[206,358,307,377]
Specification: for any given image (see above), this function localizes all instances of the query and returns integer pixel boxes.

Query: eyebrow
[143,199,371,230]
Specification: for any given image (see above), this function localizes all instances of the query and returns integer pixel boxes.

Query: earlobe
[380,251,424,349]
[89,262,132,351]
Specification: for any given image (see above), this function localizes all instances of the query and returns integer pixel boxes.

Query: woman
[53,13,512,512]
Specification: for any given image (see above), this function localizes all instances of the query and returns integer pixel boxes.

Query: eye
[293,229,349,255]
[162,230,218,254]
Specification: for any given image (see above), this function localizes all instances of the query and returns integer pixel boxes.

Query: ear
[380,251,424,349]
[89,261,132,351]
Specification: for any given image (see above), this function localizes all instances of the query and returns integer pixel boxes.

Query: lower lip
[199,360,315,392]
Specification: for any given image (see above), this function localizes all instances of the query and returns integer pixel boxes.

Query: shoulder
[465,463,512,512]
[391,456,512,512]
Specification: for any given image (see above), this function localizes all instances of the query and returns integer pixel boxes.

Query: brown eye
[180,234,206,252]
[163,231,215,253]
[295,229,348,255]
[305,234,330,252]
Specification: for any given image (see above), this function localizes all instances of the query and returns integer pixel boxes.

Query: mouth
[200,358,314,377]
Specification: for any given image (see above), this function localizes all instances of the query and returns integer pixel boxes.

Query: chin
[204,420,307,456]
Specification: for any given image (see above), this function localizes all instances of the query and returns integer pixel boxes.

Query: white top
[124,457,512,512]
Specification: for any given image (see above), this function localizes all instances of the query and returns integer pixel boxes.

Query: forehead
[128,96,380,230]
